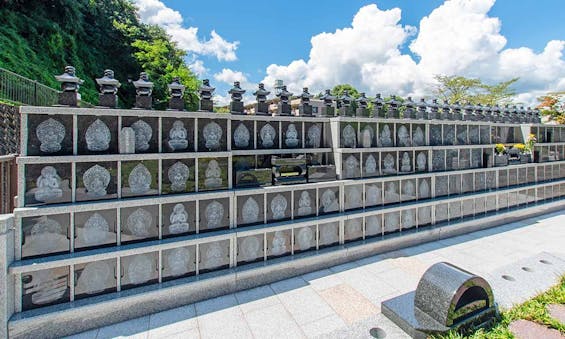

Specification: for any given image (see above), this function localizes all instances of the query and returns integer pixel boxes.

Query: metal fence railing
[0,67,59,106]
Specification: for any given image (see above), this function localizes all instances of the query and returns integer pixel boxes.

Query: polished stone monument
[356,92,369,117]
[133,72,154,109]
[382,262,497,338]
[338,90,355,117]
[320,89,335,117]
[55,65,83,106]
[298,87,313,116]
[276,85,293,116]
[95,69,120,108]
[373,93,385,118]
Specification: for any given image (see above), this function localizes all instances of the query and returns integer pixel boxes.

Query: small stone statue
[168,161,189,192]
[242,197,260,224]
[82,213,109,245]
[83,164,110,197]
[404,97,415,119]
[233,123,251,148]
[133,72,154,109]
[36,118,65,153]
[276,85,293,116]
[365,154,378,176]
[344,155,359,178]
[428,99,439,120]
[271,231,287,256]
[373,94,385,118]
[253,83,270,115]
[167,247,191,276]
[380,125,393,147]
[400,152,412,172]
[35,166,63,202]
[131,119,152,152]
[198,79,215,112]
[321,189,339,213]
[320,89,336,117]
[382,153,396,174]
[169,203,189,234]
[338,90,354,117]
[416,98,428,119]
[96,69,121,108]
[341,124,357,148]
[205,201,224,229]
[229,81,246,114]
[202,121,222,150]
[168,77,186,111]
[260,123,276,148]
[356,93,369,117]
[397,125,410,147]
[241,236,261,262]
[128,163,151,194]
[204,159,222,188]
[168,120,188,151]
[306,124,322,148]
[298,87,313,116]
[416,152,427,171]
[271,194,288,220]
[85,119,111,152]
[387,95,400,119]
[55,65,83,106]
[361,125,374,147]
[441,100,451,120]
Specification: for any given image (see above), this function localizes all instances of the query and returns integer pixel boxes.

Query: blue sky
[135,0,565,105]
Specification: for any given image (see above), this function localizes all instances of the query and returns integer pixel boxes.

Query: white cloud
[188,59,207,76]
[133,0,239,62]
[261,0,565,104]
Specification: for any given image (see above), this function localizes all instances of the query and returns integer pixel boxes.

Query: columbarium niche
[120,206,159,243]
[121,161,158,197]
[27,114,73,156]
[74,209,117,250]
[359,123,376,148]
[237,235,264,264]
[21,214,70,258]
[162,159,195,194]
[24,163,72,206]
[198,157,228,191]
[162,202,196,237]
[78,115,118,154]
[267,192,291,222]
[294,189,316,218]
[199,198,230,232]
[21,266,70,311]
[344,218,363,242]
[319,222,339,247]
[198,118,227,152]
[257,121,279,149]
[76,162,117,202]
[282,122,302,148]
[267,230,291,258]
[162,246,196,281]
[294,226,316,253]
[342,154,361,179]
[384,211,400,234]
[237,195,264,226]
[162,118,194,152]
[341,123,357,148]
[122,117,158,153]
[365,183,383,207]
[344,184,363,210]
[365,214,383,237]
[199,240,230,273]
[363,153,379,177]
[120,252,158,290]
[304,122,323,148]
[319,187,340,215]
[232,120,254,150]
[74,259,117,299]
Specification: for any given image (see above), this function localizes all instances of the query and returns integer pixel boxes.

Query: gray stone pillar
[0,214,15,338]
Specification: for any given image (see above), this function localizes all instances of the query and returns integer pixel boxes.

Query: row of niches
[19,181,565,312]
[20,162,565,259]
[23,158,228,207]
[25,114,327,156]
[531,125,565,143]
[338,122,518,148]
[534,145,565,163]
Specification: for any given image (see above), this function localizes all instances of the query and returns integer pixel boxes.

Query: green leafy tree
[537,92,565,124]
[433,75,518,105]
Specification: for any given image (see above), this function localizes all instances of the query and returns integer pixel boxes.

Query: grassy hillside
[0,0,199,109]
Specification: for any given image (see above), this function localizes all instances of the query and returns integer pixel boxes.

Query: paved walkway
[68,211,565,339]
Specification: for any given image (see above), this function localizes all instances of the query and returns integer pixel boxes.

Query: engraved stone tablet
[345,186,362,209]
[419,179,430,199]
[397,125,411,147]
[321,189,339,213]
[204,159,222,189]
[413,126,425,146]
[297,191,313,216]
[30,216,64,254]
[271,231,287,256]
[345,219,362,239]
[241,236,261,262]
[83,212,110,245]
[203,121,222,150]
[26,269,68,306]
[83,164,110,197]
[307,124,322,148]
[242,197,260,224]
[131,120,152,152]
[126,208,152,237]
[380,125,393,147]
[385,212,400,232]
[344,155,359,178]
[383,153,396,174]
[271,194,288,220]
[320,224,338,244]
[34,166,63,202]
[361,125,374,148]
[168,120,188,151]
[297,227,314,251]
[365,154,378,176]
[342,124,356,147]
[127,254,154,285]
[401,152,412,172]
[384,181,399,203]
[233,123,250,148]
[167,247,191,276]
[403,180,415,198]
[36,118,65,153]
[119,127,136,154]
[168,161,189,192]
[416,152,427,171]
[169,203,189,234]
[205,201,225,229]
[204,242,226,269]
[85,119,111,152]
[76,261,111,295]
[366,184,382,205]
[260,124,276,148]
[128,163,151,194]
[285,124,299,148]
[366,215,382,235]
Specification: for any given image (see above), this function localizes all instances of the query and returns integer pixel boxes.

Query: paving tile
[547,304,565,324]
[235,285,280,313]
[148,305,198,338]
[328,261,359,274]
[318,284,379,324]
[389,256,430,277]
[509,319,563,339]
[96,316,150,339]
[270,276,308,294]
[302,269,344,291]
[300,314,347,338]
[197,306,253,339]
[195,294,238,315]
[244,303,305,339]
[276,286,336,325]
[62,329,98,339]
[354,256,398,274]
[338,267,399,303]
[375,268,419,293]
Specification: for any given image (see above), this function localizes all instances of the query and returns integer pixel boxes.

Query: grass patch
[435,275,565,338]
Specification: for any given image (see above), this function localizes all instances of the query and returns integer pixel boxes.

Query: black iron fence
[0,67,59,106]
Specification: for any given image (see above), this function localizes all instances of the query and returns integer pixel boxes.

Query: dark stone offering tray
[272,156,307,185]
[307,165,337,183]
[235,168,273,188]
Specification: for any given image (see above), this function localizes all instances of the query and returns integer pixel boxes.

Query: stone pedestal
[235,168,272,188]
[230,101,244,114]
[58,92,78,106]
[255,102,270,115]
[299,104,313,116]
[0,215,14,339]
[135,96,152,110]
[272,157,307,185]
[98,93,117,108]
[199,99,213,112]
[168,97,184,111]
[307,165,336,183]
[322,107,335,117]
[356,108,369,117]
[338,107,355,117]
[278,103,292,116]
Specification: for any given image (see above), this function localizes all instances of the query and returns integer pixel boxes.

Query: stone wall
[0,103,20,155]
